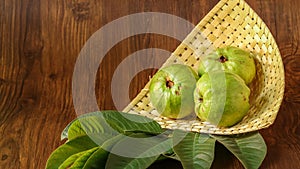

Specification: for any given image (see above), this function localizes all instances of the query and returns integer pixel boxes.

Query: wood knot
[2,154,8,161]
[71,2,90,21]
[0,78,7,86]
[19,97,37,109]
[48,73,57,80]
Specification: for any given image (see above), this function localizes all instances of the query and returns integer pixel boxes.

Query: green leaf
[46,136,98,169]
[83,134,126,169]
[54,111,165,169]
[173,130,216,169]
[61,112,118,141]
[69,147,99,169]
[61,111,163,141]
[105,133,172,169]
[82,148,108,169]
[211,132,267,169]
[58,151,87,169]
[61,113,95,140]
[160,148,180,161]
[101,111,163,135]
[55,134,126,169]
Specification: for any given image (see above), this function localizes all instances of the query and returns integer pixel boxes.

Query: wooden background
[0,0,299,168]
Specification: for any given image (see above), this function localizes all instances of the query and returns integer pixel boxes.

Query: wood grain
[0,0,299,168]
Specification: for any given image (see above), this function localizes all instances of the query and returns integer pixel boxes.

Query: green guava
[149,64,198,119]
[194,71,250,127]
[198,46,256,85]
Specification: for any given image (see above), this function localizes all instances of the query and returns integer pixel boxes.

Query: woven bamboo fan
[123,0,285,135]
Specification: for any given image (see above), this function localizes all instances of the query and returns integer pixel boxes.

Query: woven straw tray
[123,0,285,135]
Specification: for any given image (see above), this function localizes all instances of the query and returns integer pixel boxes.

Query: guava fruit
[194,71,250,127]
[149,64,198,119]
[198,46,256,85]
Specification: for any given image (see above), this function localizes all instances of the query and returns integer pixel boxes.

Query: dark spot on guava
[166,79,174,88]
[219,56,227,63]
[199,97,203,103]
[175,86,182,95]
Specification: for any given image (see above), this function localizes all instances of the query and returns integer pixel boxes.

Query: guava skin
[198,46,256,85]
[194,71,250,127]
[149,64,198,119]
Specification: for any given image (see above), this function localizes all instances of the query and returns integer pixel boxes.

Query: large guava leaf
[51,134,126,169]
[61,111,116,140]
[101,111,163,135]
[58,151,88,169]
[82,134,126,169]
[65,115,119,144]
[105,133,172,169]
[211,132,267,169]
[45,135,98,169]
[61,111,163,141]
[172,130,216,169]
[67,147,99,169]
